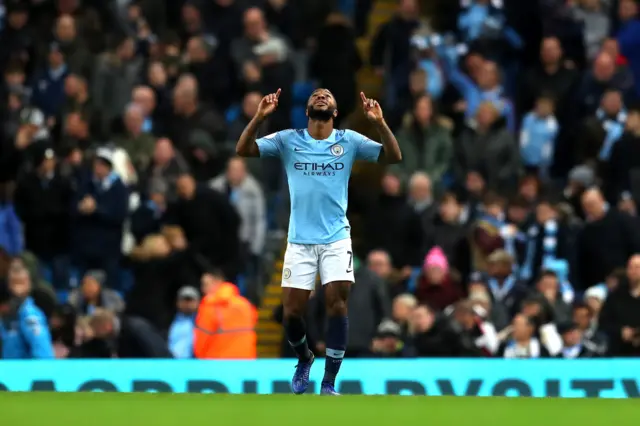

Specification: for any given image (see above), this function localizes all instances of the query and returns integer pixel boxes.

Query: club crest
[330,144,344,157]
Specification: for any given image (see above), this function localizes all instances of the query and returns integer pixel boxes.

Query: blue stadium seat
[225,104,241,124]
[291,106,307,129]
[292,81,315,104]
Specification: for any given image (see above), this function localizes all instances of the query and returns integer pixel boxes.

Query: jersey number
[346,251,353,273]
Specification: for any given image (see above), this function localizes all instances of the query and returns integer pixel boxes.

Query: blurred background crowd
[2,0,640,361]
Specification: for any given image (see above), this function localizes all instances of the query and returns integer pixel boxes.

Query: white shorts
[281,238,355,291]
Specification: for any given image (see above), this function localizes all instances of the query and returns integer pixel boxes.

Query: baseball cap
[178,286,200,300]
[376,319,401,339]
[95,147,115,167]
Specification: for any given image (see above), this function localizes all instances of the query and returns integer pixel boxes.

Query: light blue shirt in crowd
[256,129,382,244]
[168,313,195,359]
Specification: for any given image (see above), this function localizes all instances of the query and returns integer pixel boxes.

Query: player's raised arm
[360,92,402,164]
[236,89,281,157]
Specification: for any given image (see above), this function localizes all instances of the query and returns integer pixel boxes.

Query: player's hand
[256,89,281,120]
[360,92,383,123]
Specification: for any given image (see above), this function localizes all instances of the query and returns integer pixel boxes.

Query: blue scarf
[520,220,558,281]
[488,275,517,302]
[596,108,627,161]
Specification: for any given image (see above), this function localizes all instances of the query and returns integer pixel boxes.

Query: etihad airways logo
[294,162,344,176]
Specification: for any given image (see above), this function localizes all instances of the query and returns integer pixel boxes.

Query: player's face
[306,89,337,121]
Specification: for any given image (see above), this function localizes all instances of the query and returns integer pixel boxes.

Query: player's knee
[326,299,348,317]
[283,305,305,320]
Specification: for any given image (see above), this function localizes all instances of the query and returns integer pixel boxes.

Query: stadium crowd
[2,0,640,361]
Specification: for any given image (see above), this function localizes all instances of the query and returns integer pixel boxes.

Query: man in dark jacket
[165,173,240,281]
[599,253,640,356]
[71,147,128,289]
[83,308,173,358]
[369,0,422,109]
[577,188,640,289]
[15,146,73,288]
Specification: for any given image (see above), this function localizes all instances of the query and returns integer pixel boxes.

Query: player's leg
[318,238,355,395]
[281,243,317,394]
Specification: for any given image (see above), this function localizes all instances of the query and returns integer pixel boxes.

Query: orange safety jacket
[194,282,258,359]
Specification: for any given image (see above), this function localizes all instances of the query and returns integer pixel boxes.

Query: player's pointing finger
[360,92,367,104]
[275,88,281,98]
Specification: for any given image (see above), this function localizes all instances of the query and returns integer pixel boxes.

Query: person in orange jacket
[194,269,257,359]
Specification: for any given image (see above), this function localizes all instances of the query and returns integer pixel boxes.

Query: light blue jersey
[256,128,382,244]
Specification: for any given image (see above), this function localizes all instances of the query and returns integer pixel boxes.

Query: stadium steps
[257,251,285,358]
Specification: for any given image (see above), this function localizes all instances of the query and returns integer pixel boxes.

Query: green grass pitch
[2,393,639,426]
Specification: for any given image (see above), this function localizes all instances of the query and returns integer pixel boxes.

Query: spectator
[228,91,267,143]
[599,253,640,356]
[194,270,257,359]
[168,286,199,359]
[519,198,572,285]
[415,246,464,311]
[394,94,454,188]
[370,0,422,109]
[131,178,167,244]
[310,13,362,127]
[518,37,579,130]
[143,138,190,203]
[454,102,520,193]
[15,147,72,288]
[519,93,559,177]
[617,0,640,98]
[607,103,640,203]
[30,42,69,119]
[210,157,266,287]
[0,269,54,359]
[578,88,627,166]
[131,85,161,136]
[183,35,234,111]
[556,321,598,358]
[534,270,572,324]
[578,187,640,289]
[483,250,529,317]
[68,270,125,317]
[51,14,93,79]
[408,172,438,248]
[92,35,141,136]
[364,172,424,271]
[0,3,36,74]
[165,173,240,281]
[569,0,610,62]
[576,52,633,119]
[71,147,129,288]
[167,75,227,173]
[426,191,471,275]
[368,319,412,357]
[392,293,418,340]
[115,103,156,173]
[85,308,173,358]
[468,282,509,332]
[497,314,550,358]
[408,304,476,357]
[573,301,608,355]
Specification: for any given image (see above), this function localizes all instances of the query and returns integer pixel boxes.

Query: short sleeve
[256,131,284,158]
[350,130,382,162]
